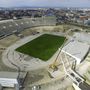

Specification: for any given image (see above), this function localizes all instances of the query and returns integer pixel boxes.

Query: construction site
[0,16,90,90]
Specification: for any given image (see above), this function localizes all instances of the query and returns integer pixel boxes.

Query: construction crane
[48,25,72,77]
[48,29,87,90]
[47,27,89,90]
[49,37,67,71]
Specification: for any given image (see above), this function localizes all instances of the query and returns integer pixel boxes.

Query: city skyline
[0,0,90,8]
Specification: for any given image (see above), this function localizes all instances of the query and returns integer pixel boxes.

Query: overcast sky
[0,0,90,7]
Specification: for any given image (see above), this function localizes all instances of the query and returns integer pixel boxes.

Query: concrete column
[15,84,19,90]
[0,84,3,90]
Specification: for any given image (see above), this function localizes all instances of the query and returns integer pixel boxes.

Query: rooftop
[62,40,90,64]
[0,72,18,79]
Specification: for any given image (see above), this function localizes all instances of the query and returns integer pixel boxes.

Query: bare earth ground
[0,35,20,71]
[0,25,77,90]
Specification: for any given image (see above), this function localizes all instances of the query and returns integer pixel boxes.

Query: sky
[0,0,90,8]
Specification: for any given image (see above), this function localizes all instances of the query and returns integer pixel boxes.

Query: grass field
[16,34,66,61]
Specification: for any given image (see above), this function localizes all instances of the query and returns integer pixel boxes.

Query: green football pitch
[16,34,66,61]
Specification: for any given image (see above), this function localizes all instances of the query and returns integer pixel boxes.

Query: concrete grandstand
[0,16,56,39]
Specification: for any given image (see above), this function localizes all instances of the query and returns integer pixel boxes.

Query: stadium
[0,16,90,90]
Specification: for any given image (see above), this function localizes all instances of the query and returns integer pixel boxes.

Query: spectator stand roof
[62,40,90,64]
[73,32,90,45]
